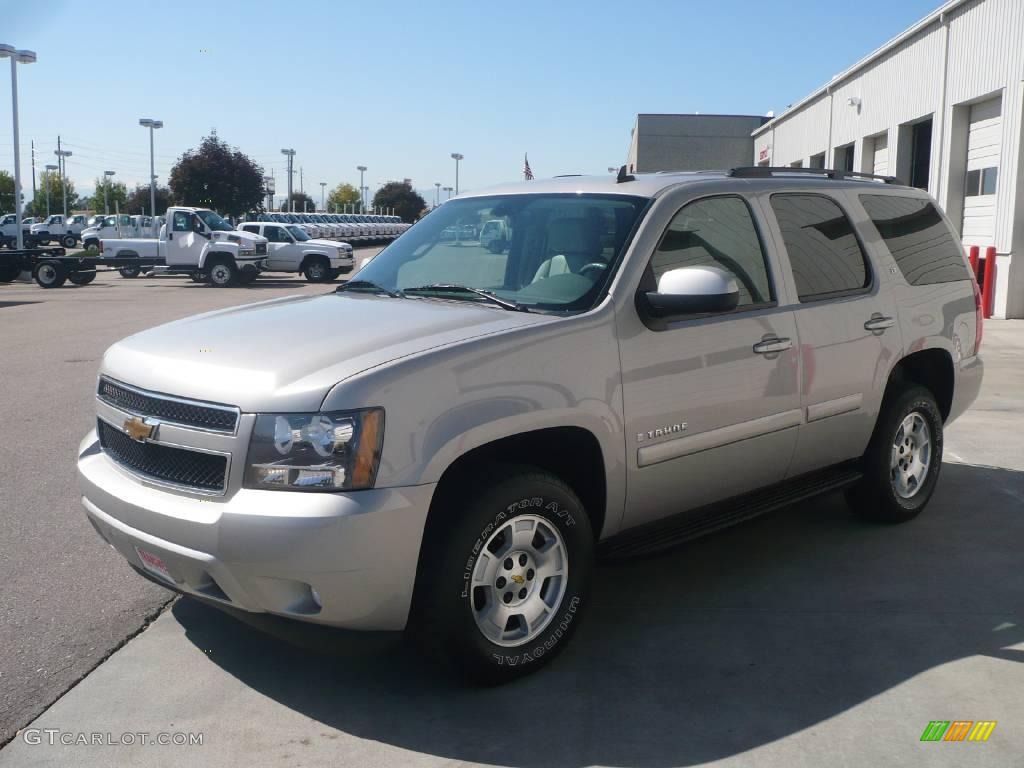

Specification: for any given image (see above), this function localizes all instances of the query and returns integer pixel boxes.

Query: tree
[25,172,76,216]
[168,131,265,217]
[280,191,316,213]
[327,182,361,213]
[122,184,172,216]
[88,177,128,215]
[372,181,426,223]
[0,171,13,212]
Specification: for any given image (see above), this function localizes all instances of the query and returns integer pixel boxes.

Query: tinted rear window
[860,195,968,285]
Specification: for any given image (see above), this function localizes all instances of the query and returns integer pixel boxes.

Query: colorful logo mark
[920,721,997,742]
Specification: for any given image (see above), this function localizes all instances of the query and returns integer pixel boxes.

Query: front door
[618,194,801,529]
[166,210,199,267]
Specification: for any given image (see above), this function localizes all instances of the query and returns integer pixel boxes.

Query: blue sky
[2,0,943,205]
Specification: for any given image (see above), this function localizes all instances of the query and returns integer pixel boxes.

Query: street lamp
[138,119,163,217]
[434,182,440,207]
[356,165,367,212]
[44,164,57,216]
[443,186,453,200]
[319,181,326,213]
[54,149,72,218]
[280,148,296,211]
[450,153,464,195]
[1,44,37,250]
[103,170,115,214]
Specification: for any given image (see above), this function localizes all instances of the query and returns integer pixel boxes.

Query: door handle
[864,316,895,331]
[753,337,793,354]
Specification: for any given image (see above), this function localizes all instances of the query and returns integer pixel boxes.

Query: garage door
[961,97,1001,247]
[872,134,889,176]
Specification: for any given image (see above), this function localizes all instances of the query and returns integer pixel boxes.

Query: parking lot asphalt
[0,255,380,746]
[1,275,1021,766]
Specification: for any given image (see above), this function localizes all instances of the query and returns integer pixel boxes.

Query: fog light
[310,587,322,608]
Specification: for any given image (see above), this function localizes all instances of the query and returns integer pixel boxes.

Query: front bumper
[78,429,434,630]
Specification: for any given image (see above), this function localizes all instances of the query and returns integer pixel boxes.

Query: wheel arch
[885,348,955,421]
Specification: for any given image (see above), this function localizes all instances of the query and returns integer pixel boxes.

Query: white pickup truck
[0,215,37,248]
[80,215,160,251]
[237,221,353,281]
[101,207,268,286]
[30,214,90,248]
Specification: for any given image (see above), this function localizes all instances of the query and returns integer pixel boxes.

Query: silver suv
[78,167,984,683]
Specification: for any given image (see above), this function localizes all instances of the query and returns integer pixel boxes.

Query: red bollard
[981,246,997,319]
[968,245,979,279]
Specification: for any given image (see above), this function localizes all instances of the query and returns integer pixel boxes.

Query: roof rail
[728,166,900,184]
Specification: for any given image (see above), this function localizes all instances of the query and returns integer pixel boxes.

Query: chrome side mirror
[644,266,740,318]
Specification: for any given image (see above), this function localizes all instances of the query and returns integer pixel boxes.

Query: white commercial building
[752,0,1024,318]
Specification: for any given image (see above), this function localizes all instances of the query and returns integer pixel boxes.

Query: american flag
[523,153,534,181]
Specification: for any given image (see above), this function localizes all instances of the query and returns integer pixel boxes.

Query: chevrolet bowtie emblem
[123,416,157,442]
[511,574,525,585]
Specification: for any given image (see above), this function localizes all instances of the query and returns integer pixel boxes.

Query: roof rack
[728,166,900,184]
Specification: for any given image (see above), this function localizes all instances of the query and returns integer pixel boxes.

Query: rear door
[618,193,801,529]
[760,191,902,475]
[261,225,293,269]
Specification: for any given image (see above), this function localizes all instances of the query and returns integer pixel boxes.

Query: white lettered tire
[413,465,593,684]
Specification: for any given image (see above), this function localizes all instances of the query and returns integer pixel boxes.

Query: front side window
[651,196,773,307]
[356,193,648,312]
[172,211,190,231]
[770,194,869,301]
[860,194,968,285]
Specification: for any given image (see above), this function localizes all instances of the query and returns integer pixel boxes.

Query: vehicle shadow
[173,461,1024,767]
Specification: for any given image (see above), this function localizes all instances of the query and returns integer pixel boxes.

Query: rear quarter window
[859,195,969,285]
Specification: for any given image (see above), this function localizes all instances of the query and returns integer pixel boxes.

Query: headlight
[244,408,384,491]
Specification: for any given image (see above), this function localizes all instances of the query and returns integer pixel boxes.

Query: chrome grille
[98,419,227,493]
[97,377,238,433]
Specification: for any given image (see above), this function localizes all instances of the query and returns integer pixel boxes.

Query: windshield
[355,193,648,312]
[287,225,310,241]
[195,210,234,231]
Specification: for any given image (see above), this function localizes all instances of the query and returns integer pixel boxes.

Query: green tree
[26,172,76,216]
[327,182,361,213]
[168,131,265,216]
[280,192,316,213]
[0,171,14,212]
[372,181,426,223]
[122,184,173,216]
[88,177,129,215]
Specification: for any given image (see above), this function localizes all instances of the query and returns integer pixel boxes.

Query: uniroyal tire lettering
[491,595,580,665]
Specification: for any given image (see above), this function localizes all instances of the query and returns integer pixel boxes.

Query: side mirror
[643,266,740,318]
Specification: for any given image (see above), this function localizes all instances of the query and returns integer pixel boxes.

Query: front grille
[255,242,267,255]
[98,419,227,493]
[98,377,238,433]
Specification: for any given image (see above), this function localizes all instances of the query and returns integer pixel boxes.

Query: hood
[303,238,343,249]
[101,292,552,412]
[213,230,266,245]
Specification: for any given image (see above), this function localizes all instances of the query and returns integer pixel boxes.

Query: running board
[599,465,862,560]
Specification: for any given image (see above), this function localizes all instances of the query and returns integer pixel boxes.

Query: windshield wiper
[335,280,405,298]
[403,284,529,312]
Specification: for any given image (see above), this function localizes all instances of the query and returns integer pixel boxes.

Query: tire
[83,240,100,252]
[302,256,331,283]
[68,270,96,285]
[413,465,594,684]
[237,264,259,285]
[207,258,237,287]
[0,262,21,282]
[119,264,141,279]
[34,260,67,288]
[847,385,943,523]
[61,235,77,249]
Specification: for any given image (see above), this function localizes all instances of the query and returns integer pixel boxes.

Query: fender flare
[198,249,237,269]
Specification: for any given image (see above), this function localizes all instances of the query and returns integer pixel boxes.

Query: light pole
[103,170,115,214]
[607,167,617,173]
[356,165,367,212]
[138,119,162,218]
[319,181,326,212]
[281,148,295,211]
[1,45,36,250]
[450,153,463,195]
[443,186,453,200]
[54,149,72,218]
[434,182,440,207]
[44,164,57,216]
